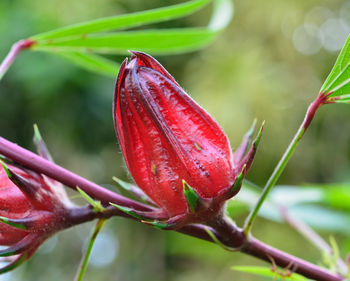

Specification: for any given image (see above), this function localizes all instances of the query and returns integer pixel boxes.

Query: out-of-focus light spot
[320,18,349,52]
[305,6,333,25]
[87,232,119,268]
[292,24,322,55]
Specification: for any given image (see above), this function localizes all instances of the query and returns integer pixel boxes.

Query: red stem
[210,216,343,281]
[242,237,343,281]
[0,136,153,211]
[0,136,345,281]
[0,40,35,80]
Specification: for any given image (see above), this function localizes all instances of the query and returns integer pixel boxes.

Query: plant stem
[2,137,343,281]
[0,136,153,211]
[205,215,343,281]
[0,40,35,81]
[243,93,330,235]
[242,235,343,281]
[74,219,106,281]
[68,206,344,280]
[281,206,348,274]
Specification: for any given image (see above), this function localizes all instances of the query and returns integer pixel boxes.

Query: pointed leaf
[232,266,309,281]
[109,203,142,220]
[31,0,211,40]
[320,35,350,102]
[33,124,54,162]
[0,216,27,230]
[182,180,199,213]
[76,187,105,213]
[0,234,35,257]
[31,28,218,55]
[231,165,246,193]
[208,0,233,31]
[55,52,119,77]
[0,254,27,274]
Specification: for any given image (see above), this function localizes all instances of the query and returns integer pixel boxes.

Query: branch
[0,136,344,280]
[0,136,153,211]
[70,206,344,281]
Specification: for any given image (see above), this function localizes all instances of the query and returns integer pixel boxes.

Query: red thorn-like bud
[0,159,74,273]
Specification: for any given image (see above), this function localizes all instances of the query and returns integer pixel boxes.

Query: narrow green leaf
[56,52,119,77]
[76,187,105,213]
[31,28,217,55]
[33,124,54,161]
[0,254,27,274]
[182,180,199,213]
[31,0,211,40]
[109,203,142,220]
[112,177,135,192]
[231,165,246,193]
[0,216,27,230]
[320,35,350,100]
[232,266,309,281]
[208,0,233,31]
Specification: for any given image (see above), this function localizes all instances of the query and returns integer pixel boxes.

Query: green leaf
[55,52,119,77]
[31,0,212,40]
[31,28,218,55]
[76,186,105,213]
[208,0,234,31]
[232,266,309,281]
[234,183,350,233]
[320,35,350,101]
[182,180,199,213]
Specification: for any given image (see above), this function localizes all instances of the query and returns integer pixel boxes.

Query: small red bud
[113,52,261,221]
[0,162,73,272]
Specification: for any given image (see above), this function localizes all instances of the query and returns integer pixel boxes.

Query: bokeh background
[1,0,350,280]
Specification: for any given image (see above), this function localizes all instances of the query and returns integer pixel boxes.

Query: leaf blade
[232,266,309,281]
[55,51,119,76]
[31,28,218,55]
[31,0,211,40]
[320,35,350,101]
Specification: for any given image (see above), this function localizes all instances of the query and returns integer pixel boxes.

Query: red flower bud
[113,52,262,222]
[0,162,72,273]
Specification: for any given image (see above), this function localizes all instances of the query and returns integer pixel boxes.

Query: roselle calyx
[113,52,262,227]
[0,129,78,273]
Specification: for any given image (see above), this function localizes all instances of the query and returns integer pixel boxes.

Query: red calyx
[0,162,73,271]
[113,52,261,220]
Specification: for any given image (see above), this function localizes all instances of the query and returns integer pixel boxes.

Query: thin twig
[243,92,331,235]
[74,219,106,281]
[0,40,35,81]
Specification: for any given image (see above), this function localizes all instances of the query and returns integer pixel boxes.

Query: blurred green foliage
[1,0,350,280]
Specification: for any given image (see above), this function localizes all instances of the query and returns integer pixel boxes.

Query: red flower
[113,52,262,223]
[0,161,72,273]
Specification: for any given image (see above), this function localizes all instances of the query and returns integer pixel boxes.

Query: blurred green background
[1,0,350,280]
